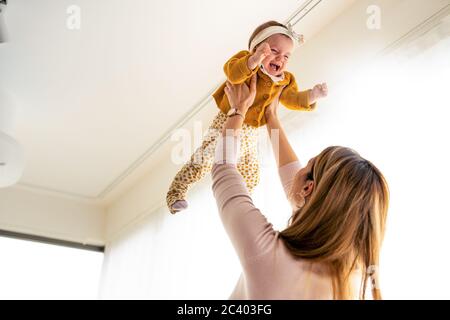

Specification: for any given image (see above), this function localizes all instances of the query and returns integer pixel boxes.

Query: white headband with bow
[249,23,301,53]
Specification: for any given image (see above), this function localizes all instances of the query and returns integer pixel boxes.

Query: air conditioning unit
[0,0,8,43]
[0,131,24,188]
[0,91,25,188]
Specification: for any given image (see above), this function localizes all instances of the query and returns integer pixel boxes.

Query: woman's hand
[224,73,258,115]
[264,86,285,123]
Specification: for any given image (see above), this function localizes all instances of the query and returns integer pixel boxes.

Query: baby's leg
[166,112,227,214]
[237,124,260,194]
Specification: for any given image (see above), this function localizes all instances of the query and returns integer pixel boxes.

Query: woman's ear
[303,180,315,197]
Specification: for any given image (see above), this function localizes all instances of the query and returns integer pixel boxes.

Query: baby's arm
[224,44,271,84]
[280,73,328,111]
[224,50,259,84]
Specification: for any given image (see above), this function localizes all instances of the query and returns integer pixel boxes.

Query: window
[0,235,104,299]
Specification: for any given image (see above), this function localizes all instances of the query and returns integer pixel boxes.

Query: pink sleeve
[212,136,277,266]
[278,161,303,199]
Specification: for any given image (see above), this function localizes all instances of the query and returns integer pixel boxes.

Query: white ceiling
[0,0,355,205]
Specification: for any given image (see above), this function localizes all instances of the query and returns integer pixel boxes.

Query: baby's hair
[248,20,288,51]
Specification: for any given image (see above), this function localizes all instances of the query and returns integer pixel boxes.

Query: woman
[211,74,389,300]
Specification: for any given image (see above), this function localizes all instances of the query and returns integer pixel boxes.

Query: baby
[166,20,328,214]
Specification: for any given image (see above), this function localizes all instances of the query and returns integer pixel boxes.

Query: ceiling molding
[13,182,105,206]
[380,4,450,56]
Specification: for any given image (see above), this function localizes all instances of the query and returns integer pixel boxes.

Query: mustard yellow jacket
[212,50,316,127]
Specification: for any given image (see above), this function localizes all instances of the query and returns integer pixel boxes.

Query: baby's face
[260,34,294,77]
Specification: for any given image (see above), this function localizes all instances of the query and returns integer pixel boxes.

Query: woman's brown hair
[280,146,389,299]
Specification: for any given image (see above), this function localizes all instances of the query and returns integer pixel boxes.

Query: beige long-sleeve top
[212,136,334,300]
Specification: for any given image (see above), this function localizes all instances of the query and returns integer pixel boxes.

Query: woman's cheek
[287,188,298,210]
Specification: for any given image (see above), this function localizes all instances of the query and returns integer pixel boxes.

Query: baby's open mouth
[269,63,281,72]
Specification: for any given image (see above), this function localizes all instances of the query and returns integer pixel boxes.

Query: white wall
[0,186,105,246]
[100,0,450,299]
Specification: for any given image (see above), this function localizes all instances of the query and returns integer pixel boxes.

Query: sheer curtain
[100,16,450,300]
[278,18,450,299]
[99,177,244,299]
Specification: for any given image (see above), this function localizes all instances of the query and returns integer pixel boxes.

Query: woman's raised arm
[264,90,303,200]
[211,74,277,266]
[265,89,300,168]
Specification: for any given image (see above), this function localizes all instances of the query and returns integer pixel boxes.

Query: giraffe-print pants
[166,111,260,214]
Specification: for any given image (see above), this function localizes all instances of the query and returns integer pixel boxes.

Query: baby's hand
[254,42,272,63]
[309,83,328,103]
[248,42,272,70]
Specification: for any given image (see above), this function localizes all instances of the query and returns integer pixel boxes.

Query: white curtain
[282,19,450,299]
[100,17,450,300]
[99,178,241,299]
